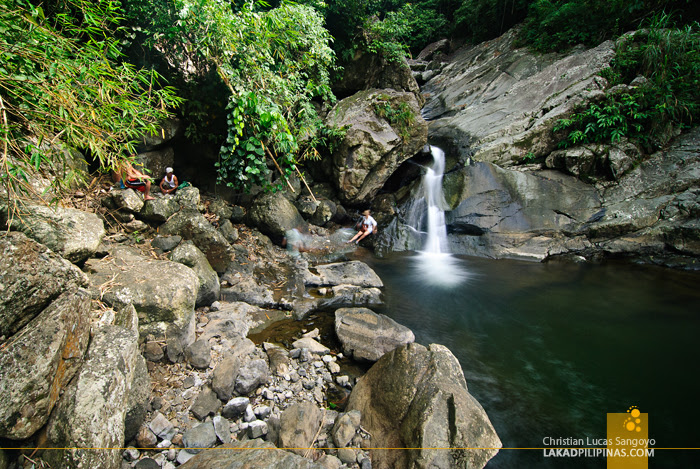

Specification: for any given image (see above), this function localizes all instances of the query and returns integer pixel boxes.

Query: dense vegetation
[1,0,699,199]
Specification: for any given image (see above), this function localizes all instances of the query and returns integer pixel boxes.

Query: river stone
[208,198,233,220]
[235,359,270,395]
[140,197,180,223]
[0,231,87,339]
[134,458,160,469]
[112,188,145,213]
[248,420,268,439]
[0,201,105,264]
[149,412,176,441]
[264,342,291,376]
[170,241,220,307]
[332,410,362,448]
[159,208,232,273]
[0,288,90,440]
[45,325,140,469]
[291,337,330,355]
[124,356,150,442]
[325,89,428,205]
[278,402,322,456]
[84,245,197,354]
[190,386,220,421]
[335,308,415,362]
[222,397,250,420]
[213,415,231,444]
[183,421,217,454]
[247,191,306,244]
[347,343,501,469]
[185,339,211,369]
[311,261,383,288]
[137,425,158,448]
[178,439,326,468]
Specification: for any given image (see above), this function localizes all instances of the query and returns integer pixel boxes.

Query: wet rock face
[347,343,502,469]
[325,89,428,206]
[423,27,615,167]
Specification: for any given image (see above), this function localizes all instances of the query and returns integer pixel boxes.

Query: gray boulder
[84,246,197,354]
[0,232,87,337]
[190,386,220,421]
[332,410,362,448]
[0,289,91,440]
[140,197,180,223]
[311,261,384,288]
[278,402,322,456]
[175,186,201,210]
[124,356,150,442]
[151,235,182,252]
[218,219,239,244]
[247,191,306,243]
[159,209,232,273]
[170,241,220,307]
[1,201,105,263]
[111,189,145,213]
[45,326,140,469]
[335,307,415,362]
[347,343,501,469]
[235,359,270,395]
[185,339,211,369]
[333,51,423,106]
[325,89,428,205]
[178,439,326,468]
[182,421,217,454]
[212,355,243,401]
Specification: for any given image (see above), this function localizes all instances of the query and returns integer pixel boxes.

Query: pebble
[176,450,195,465]
[328,362,340,373]
[122,447,140,462]
[336,376,349,387]
[322,355,334,363]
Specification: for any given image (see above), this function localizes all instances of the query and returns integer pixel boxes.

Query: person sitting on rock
[119,161,155,200]
[347,209,377,244]
[159,167,179,195]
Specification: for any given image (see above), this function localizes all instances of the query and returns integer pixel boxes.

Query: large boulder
[124,356,150,442]
[423,27,615,166]
[277,402,322,456]
[84,246,198,351]
[159,209,232,273]
[0,289,91,440]
[135,147,175,182]
[0,232,87,337]
[335,307,415,362]
[310,261,384,288]
[179,439,326,468]
[170,241,220,307]
[139,197,180,223]
[325,89,428,205]
[0,201,105,263]
[247,192,306,244]
[334,50,423,106]
[347,343,501,469]
[45,325,140,469]
[138,119,182,151]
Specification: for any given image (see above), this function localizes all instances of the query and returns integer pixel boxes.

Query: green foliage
[455,0,530,44]
[0,0,181,202]
[372,95,415,139]
[554,14,700,150]
[159,0,337,192]
[362,6,413,62]
[520,0,699,52]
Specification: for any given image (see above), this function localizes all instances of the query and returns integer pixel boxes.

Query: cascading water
[407,146,469,287]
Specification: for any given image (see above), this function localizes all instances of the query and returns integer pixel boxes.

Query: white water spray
[410,146,468,287]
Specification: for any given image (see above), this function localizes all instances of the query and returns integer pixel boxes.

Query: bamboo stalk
[262,142,295,193]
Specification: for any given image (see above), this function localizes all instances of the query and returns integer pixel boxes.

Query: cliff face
[375,28,700,268]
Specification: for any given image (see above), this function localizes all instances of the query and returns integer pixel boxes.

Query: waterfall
[408,145,469,287]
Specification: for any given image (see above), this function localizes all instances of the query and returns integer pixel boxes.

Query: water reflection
[411,251,472,287]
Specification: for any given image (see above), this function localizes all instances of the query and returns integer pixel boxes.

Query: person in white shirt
[347,209,378,244]
[159,167,179,195]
